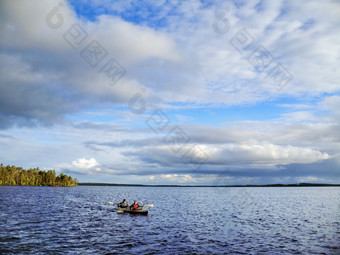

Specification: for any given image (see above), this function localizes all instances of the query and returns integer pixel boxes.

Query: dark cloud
[0,2,124,130]
[277,157,340,180]
[0,50,129,129]
[62,169,88,176]
[73,122,132,132]
[83,137,165,150]
[0,133,15,139]
[0,77,78,129]
[99,156,340,184]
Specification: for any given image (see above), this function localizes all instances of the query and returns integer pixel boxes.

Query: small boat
[117,207,148,215]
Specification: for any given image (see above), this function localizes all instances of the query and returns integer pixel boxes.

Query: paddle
[140,202,154,208]
[106,202,117,205]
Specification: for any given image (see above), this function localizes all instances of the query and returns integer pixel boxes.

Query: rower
[130,201,141,210]
[118,199,128,208]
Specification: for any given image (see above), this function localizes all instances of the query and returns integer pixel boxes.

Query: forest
[0,163,77,186]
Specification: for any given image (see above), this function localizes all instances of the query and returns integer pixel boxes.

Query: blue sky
[0,0,340,184]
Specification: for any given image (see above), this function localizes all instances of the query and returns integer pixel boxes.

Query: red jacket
[132,203,139,210]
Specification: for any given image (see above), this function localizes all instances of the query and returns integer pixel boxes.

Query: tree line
[0,163,77,186]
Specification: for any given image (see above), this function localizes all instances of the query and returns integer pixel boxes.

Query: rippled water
[0,186,339,254]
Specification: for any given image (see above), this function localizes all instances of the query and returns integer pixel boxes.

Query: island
[0,163,77,186]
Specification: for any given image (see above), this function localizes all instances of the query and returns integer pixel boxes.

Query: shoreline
[77,182,340,187]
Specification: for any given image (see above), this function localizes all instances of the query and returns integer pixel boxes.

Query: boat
[117,207,148,215]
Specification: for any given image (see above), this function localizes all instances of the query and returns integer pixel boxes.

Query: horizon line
[77,182,340,187]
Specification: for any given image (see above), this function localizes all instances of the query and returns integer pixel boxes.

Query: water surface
[0,186,339,254]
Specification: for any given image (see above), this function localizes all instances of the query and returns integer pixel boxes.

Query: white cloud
[159,0,340,103]
[213,143,330,165]
[131,142,329,167]
[156,174,197,183]
[277,104,313,110]
[319,96,340,117]
[92,15,181,65]
[72,158,99,169]
[297,176,326,183]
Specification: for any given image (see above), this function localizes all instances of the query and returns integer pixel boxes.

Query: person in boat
[130,200,141,210]
[118,199,128,208]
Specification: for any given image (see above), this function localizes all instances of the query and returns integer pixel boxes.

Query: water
[0,186,339,254]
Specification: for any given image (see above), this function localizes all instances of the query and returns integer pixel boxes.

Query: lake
[0,186,339,254]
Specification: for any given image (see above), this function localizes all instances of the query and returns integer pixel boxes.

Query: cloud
[124,142,329,169]
[319,95,340,117]
[72,158,99,169]
[297,176,326,183]
[149,174,197,183]
[1,0,339,184]
[1,114,339,184]
[65,158,122,176]
[1,0,339,130]
[0,133,15,139]
[92,15,181,65]
[0,0,180,129]
[212,143,329,165]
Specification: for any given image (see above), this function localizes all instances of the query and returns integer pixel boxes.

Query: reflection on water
[0,186,339,254]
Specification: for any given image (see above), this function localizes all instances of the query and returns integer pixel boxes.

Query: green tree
[0,163,77,187]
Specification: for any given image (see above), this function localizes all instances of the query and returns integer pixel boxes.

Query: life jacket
[132,203,139,210]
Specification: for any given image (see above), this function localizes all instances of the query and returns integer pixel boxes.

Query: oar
[106,202,117,205]
[140,202,154,208]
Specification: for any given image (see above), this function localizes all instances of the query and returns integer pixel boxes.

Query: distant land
[78,183,340,187]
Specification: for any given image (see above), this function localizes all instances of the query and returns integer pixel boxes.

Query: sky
[0,0,339,185]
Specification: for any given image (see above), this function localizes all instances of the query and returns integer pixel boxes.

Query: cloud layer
[0,0,339,184]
